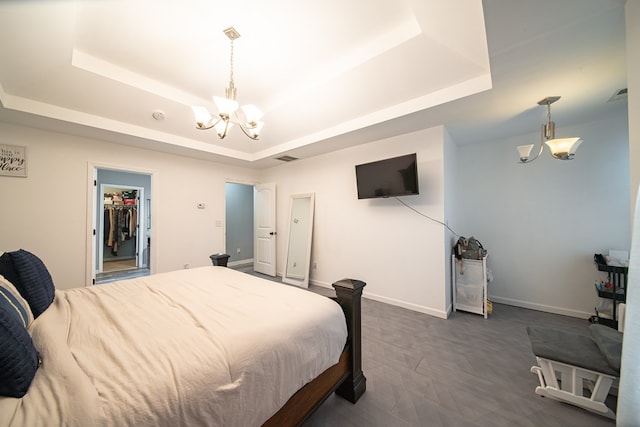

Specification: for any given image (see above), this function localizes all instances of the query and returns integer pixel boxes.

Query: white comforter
[0,267,348,427]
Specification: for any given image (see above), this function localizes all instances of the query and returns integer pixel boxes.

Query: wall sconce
[517,96,582,163]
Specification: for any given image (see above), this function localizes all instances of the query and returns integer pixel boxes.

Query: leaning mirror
[282,193,315,288]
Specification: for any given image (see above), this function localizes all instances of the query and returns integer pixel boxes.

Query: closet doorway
[100,184,144,271]
[93,168,152,284]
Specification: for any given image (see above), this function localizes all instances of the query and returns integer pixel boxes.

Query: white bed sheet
[0,266,348,427]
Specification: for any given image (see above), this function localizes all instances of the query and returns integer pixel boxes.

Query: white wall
[455,111,630,318]
[0,119,450,316]
[261,126,450,318]
[0,121,259,289]
[0,102,630,322]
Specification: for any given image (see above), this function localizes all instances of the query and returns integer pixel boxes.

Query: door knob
[270,231,277,236]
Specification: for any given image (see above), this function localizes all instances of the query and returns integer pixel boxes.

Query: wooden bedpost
[263,279,367,426]
[332,278,366,403]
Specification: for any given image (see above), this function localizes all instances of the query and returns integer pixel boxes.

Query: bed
[0,249,366,426]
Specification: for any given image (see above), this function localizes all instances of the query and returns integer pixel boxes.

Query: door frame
[86,162,156,286]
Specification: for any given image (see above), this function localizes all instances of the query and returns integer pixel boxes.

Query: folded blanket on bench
[526,323,622,420]
[527,324,622,376]
[590,324,623,372]
[527,324,621,376]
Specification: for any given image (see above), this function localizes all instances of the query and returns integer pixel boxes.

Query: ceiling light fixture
[191,27,264,140]
[517,96,582,163]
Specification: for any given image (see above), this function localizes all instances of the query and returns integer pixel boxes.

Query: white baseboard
[309,279,448,319]
[309,278,331,288]
[489,295,592,319]
[228,258,253,267]
[311,280,587,320]
[308,279,333,292]
[365,292,449,319]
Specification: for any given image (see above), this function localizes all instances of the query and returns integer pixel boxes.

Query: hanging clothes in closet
[103,206,137,256]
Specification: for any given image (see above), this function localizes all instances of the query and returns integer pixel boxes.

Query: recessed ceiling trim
[0,92,256,160]
[252,72,493,161]
[1,65,492,166]
[72,49,204,106]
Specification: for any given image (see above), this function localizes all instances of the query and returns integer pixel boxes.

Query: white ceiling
[0,0,628,168]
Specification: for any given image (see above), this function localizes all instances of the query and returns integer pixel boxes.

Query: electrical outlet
[184,263,190,269]
[236,248,241,254]
[313,261,318,270]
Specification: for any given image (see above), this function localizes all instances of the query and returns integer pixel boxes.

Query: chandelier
[191,27,264,140]
[517,96,582,163]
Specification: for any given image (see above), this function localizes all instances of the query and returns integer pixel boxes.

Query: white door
[254,183,276,276]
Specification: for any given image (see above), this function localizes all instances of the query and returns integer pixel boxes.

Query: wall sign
[0,144,27,177]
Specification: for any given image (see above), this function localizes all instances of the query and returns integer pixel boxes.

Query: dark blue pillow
[0,304,39,397]
[0,250,55,318]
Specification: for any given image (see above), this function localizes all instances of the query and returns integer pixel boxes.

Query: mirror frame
[282,193,315,288]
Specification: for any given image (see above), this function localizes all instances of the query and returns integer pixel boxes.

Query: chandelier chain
[229,39,235,86]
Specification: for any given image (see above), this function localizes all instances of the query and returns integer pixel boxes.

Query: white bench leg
[530,357,616,419]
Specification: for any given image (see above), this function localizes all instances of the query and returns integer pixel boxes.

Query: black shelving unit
[592,262,628,328]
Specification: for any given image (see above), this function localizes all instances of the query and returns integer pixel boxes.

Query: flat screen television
[355,153,419,199]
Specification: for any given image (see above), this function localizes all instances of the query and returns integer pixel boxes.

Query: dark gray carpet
[234,265,616,426]
[305,297,616,427]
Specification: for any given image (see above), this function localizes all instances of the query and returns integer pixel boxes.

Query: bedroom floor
[230,265,616,426]
[302,297,616,427]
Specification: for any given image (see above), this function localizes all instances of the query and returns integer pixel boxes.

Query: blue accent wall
[225,183,254,263]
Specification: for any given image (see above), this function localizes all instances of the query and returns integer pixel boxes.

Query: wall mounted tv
[355,153,419,199]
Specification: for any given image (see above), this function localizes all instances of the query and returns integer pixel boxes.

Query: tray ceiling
[0,0,627,168]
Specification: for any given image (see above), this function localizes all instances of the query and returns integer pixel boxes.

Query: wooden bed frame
[263,278,366,426]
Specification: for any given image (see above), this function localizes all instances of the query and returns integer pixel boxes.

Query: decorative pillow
[0,249,55,318]
[0,275,33,328]
[0,301,40,397]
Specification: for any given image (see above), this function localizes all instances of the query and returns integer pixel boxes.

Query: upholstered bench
[526,324,622,419]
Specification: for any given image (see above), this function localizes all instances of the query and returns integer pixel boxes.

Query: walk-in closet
[103,189,139,271]
[94,168,151,284]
